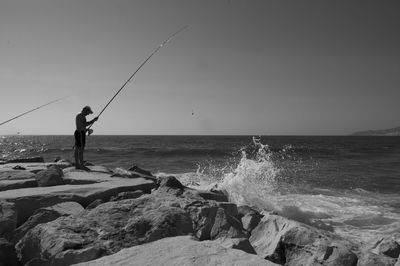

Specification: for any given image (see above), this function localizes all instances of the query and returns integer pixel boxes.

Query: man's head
[82,106,93,116]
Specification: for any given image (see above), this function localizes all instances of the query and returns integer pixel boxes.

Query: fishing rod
[87,26,188,134]
[0,96,68,126]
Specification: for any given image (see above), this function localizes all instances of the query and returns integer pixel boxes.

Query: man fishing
[74,106,98,170]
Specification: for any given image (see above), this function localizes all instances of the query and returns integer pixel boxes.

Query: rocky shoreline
[1,157,399,266]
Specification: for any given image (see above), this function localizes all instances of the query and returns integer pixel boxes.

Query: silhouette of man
[74,106,98,170]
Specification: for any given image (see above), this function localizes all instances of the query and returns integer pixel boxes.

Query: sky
[1,0,399,135]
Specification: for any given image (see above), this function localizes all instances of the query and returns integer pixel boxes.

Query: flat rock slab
[63,167,115,183]
[0,179,37,192]
[72,236,280,266]
[0,177,156,225]
[0,170,35,181]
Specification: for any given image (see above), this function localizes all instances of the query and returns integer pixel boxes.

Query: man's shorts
[74,130,86,148]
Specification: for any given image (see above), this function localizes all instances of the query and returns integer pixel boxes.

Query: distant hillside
[352,126,400,136]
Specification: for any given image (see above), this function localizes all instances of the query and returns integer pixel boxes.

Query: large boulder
[72,236,279,266]
[15,195,194,265]
[0,200,17,236]
[250,214,358,266]
[0,238,19,266]
[238,205,263,234]
[35,165,64,187]
[12,202,84,243]
[15,183,247,265]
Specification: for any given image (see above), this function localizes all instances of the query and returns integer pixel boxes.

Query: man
[74,106,98,170]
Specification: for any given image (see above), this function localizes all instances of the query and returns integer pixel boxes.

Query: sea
[1,135,399,246]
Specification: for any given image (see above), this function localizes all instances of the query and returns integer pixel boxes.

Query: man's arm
[85,117,98,127]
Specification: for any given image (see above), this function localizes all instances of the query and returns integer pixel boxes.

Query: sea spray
[218,137,281,210]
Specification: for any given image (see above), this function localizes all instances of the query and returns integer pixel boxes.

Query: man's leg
[75,147,82,169]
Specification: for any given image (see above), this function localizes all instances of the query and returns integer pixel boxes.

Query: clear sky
[1,0,399,135]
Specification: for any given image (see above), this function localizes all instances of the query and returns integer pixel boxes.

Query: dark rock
[250,214,358,266]
[110,191,143,201]
[0,201,17,236]
[238,205,263,233]
[6,157,44,164]
[128,165,153,177]
[0,179,38,192]
[373,238,400,259]
[35,165,64,187]
[12,165,26,170]
[210,206,246,239]
[215,237,257,254]
[197,190,229,202]
[158,175,184,189]
[0,238,19,266]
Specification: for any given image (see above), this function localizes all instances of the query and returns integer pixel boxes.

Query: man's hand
[91,117,99,123]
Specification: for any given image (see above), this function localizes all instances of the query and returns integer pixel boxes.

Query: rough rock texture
[110,191,143,201]
[15,177,246,265]
[250,214,358,266]
[0,200,17,236]
[357,252,396,266]
[35,165,64,187]
[12,202,84,243]
[0,179,38,192]
[6,157,45,164]
[0,238,19,266]
[0,175,156,225]
[86,199,104,210]
[372,238,400,259]
[197,190,229,202]
[15,196,193,265]
[214,237,257,254]
[72,236,279,266]
[238,205,263,234]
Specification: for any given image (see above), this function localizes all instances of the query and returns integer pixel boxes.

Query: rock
[250,214,358,266]
[0,173,156,226]
[0,201,17,236]
[110,191,143,201]
[15,183,248,265]
[128,165,153,177]
[72,236,279,266]
[0,170,36,181]
[197,190,229,202]
[6,157,44,164]
[86,199,104,209]
[158,175,184,190]
[0,238,19,266]
[15,195,194,265]
[210,205,246,239]
[372,238,400,259]
[12,202,84,243]
[0,179,38,192]
[238,205,263,234]
[35,165,64,187]
[357,252,396,266]
[214,237,257,254]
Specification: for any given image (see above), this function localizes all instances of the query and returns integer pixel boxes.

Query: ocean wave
[173,137,400,245]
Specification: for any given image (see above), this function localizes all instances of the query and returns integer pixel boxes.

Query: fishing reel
[87,129,94,136]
